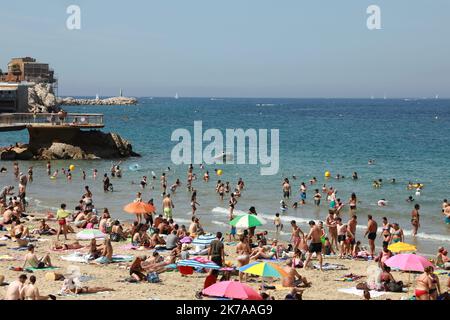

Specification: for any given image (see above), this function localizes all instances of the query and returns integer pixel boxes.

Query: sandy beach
[1,215,447,300]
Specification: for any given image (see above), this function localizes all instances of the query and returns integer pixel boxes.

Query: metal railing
[0,113,104,127]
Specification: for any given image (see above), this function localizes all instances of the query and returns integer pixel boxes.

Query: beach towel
[335,274,365,282]
[8,247,28,251]
[225,242,237,246]
[338,287,386,298]
[434,269,449,275]
[61,253,134,263]
[0,254,17,261]
[188,248,209,256]
[314,263,348,271]
[25,266,58,272]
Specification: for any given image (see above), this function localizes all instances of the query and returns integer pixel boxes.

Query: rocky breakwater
[28,83,61,113]
[58,96,138,106]
[0,130,140,160]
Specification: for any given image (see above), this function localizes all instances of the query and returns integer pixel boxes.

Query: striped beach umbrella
[177,257,221,270]
[191,234,217,246]
[76,229,106,240]
[230,214,266,228]
[238,261,288,278]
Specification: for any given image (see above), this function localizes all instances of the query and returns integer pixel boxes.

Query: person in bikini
[236,234,251,282]
[390,223,404,244]
[380,217,392,247]
[411,204,421,236]
[415,266,434,300]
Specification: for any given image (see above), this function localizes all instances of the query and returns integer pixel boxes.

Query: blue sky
[1,0,449,98]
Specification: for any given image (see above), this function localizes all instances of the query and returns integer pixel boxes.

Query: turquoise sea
[1,98,449,254]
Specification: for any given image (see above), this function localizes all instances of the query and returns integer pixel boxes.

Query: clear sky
[1,0,449,98]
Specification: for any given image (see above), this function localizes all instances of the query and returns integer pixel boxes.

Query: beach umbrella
[202,280,262,300]
[230,214,266,229]
[388,242,417,253]
[177,257,221,270]
[191,234,217,246]
[76,229,106,240]
[123,201,155,214]
[239,261,288,278]
[384,253,433,272]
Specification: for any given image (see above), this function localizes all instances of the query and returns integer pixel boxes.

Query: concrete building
[0,82,30,113]
[0,57,55,83]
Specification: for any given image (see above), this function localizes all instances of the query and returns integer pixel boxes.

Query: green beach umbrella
[230,214,266,228]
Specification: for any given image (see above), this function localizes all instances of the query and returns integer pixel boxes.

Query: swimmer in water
[368,159,374,165]
[352,172,358,180]
[377,199,387,207]
[406,196,415,202]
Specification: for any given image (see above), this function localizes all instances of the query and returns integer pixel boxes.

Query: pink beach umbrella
[202,280,262,300]
[384,253,433,272]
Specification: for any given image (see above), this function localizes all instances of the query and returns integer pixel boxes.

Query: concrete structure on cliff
[0,57,55,84]
[0,82,32,113]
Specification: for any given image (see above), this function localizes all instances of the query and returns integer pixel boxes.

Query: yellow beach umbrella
[388,242,417,253]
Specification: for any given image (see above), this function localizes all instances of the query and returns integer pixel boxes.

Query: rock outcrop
[0,130,140,160]
[58,96,138,106]
[28,83,61,113]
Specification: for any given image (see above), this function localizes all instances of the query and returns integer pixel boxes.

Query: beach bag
[386,281,403,292]
[147,272,160,283]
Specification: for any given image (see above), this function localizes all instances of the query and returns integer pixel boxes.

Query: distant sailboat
[435,94,439,99]
[119,89,123,97]
[383,93,387,100]
[370,95,375,100]
[175,92,179,99]
[95,93,100,100]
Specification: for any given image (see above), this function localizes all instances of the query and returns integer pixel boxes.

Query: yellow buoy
[69,165,75,171]
[217,169,223,176]
[325,171,331,178]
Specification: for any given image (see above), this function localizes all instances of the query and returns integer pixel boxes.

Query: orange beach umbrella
[123,202,155,214]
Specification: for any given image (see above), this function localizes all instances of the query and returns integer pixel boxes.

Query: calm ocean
[1,98,449,254]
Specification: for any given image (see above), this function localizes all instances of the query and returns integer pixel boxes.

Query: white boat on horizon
[175,92,179,99]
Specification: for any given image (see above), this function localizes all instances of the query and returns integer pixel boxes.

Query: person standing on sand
[163,194,174,220]
[411,204,421,236]
[364,215,378,258]
[347,214,358,248]
[56,203,70,241]
[208,232,225,267]
[236,234,251,282]
[290,220,304,252]
[325,210,338,251]
[303,221,323,271]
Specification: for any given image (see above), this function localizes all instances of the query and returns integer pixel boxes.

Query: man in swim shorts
[364,215,378,258]
[303,221,323,271]
[162,194,174,219]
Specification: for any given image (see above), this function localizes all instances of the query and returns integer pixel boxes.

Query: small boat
[175,92,179,99]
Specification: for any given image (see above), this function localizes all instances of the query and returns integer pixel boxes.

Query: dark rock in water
[0,130,140,160]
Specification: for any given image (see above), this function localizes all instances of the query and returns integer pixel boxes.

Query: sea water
[1,98,449,254]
